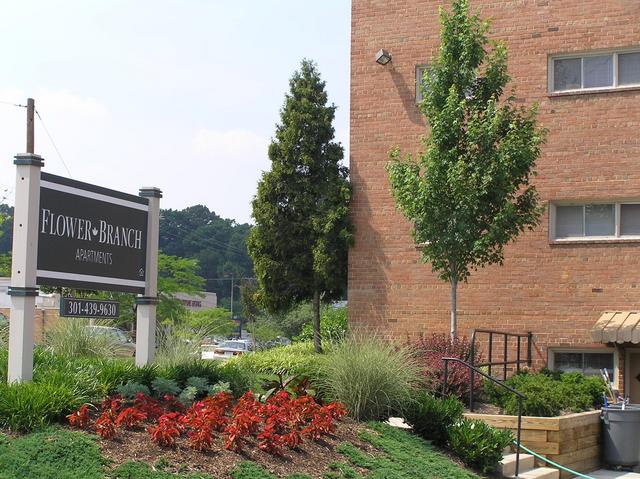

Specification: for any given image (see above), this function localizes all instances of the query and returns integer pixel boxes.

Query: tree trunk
[312,290,322,353]
[450,269,458,340]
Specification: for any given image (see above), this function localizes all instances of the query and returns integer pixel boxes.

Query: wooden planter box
[465,410,601,478]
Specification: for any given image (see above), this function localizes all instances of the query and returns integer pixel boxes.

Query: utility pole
[26,98,35,154]
[230,273,234,320]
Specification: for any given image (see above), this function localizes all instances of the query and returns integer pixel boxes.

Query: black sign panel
[37,173,148,293]
[60,297,120,319]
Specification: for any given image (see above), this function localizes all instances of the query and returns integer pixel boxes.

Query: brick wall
[349,0,640,390]
[0,307,62,344]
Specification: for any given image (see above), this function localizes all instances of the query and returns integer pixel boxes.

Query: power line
[160,227,249,256]
[0,100,26,108]
[35,109,73,178]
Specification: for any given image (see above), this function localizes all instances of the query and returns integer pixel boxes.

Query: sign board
[36,173,149,294]
[60,297,120,319]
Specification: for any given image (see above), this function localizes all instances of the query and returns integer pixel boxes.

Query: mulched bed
[98,419,376,478]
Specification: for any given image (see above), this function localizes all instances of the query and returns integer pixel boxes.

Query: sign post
[7,97,163,381]
[7,152,43,383]
[8,98,42,383]
[135,188,161,366]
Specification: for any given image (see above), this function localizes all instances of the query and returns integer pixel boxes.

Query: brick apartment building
[349,1,640,399]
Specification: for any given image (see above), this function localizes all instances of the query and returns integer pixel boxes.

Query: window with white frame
[551,202,640,240]
[550,349,615,380]
[415,64,430,103]
[550,49,640,93]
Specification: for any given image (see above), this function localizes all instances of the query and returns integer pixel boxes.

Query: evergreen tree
[386,0,546,338]
[248,60,352,353]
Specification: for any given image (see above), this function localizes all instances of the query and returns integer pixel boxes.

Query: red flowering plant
[147,412,184,447]
[67,404,92,430]
[134,393,164,421]
[179,392,233,451]
[95,411,117,439]
[223,391,263,452]
[411,333,483,401]
[116,407,147,429]
[66,384,347,455]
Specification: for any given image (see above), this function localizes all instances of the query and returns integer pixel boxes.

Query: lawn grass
[0,422,481,478]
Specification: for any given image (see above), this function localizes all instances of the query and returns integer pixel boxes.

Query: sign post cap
[13,153,44,167]
[139,187,162,198]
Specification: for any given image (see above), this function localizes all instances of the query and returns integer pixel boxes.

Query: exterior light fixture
[375,49,392,65]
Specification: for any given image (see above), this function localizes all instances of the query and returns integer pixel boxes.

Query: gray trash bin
[602,404,640,467]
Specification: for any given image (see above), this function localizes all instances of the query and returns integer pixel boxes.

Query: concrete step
[516,467,560,479]
[499,453,535,477]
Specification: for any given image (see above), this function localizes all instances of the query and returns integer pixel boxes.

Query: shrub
[116,381,151,399]
[295,306,348,343]
[43,318,129,358]
[486,370,607,417]
[186,376,210,393]
[218,362,256,398]
[155,325,207,368]
[0,381,83,431]
[403,391,464,445]
[151,378,181,397]
[92,359,157,394]
[156,360,222,389]
[411,334,482,402]
[209,381,232,396]
[231,341,322,377]
[447,419,513,473]
[179,386,199,405]
[314,336,420,421]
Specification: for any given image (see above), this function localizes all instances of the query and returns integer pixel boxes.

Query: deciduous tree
[386,0,546,338]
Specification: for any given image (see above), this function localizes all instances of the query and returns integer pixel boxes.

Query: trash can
[601,404,640,467]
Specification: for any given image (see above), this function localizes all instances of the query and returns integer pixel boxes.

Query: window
[551,202,640,240]
[415,64,430,103]
[550,49,640,93]
[550,350,615,380]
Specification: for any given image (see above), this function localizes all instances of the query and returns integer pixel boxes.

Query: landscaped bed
[0,422,482,478]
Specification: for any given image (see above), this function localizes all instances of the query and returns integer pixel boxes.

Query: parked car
[85,325,136,357]
[204,339,253,360]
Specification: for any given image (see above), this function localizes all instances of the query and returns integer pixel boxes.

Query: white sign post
[135,188,161,366]
[8,98,42,383]
[7,97,163,381]
[7,152,43,383]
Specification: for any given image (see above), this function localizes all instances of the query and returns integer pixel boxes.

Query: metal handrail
[469,329,532,413]
[442,357,526,478]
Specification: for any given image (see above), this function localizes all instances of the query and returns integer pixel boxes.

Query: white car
[202,340,252,360]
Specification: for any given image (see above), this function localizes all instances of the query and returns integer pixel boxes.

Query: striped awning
[592,311,640,344]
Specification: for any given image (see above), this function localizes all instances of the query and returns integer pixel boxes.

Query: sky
[0,1,351,225]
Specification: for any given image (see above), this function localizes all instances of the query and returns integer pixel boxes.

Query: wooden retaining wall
[465,410,601,478]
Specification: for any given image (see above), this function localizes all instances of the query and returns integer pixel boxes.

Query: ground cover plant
[484,369,607,416]
[0,421,482,478]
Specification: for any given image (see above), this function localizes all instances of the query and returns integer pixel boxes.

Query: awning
[592,311,640,344]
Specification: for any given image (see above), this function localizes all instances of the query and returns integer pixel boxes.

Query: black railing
[443,357,526,478]
[469,329,532,412]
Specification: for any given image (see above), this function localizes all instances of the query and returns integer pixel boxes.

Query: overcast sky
[0,1,351,224]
